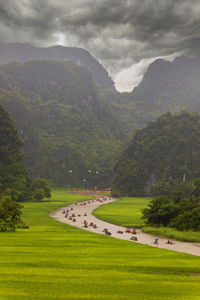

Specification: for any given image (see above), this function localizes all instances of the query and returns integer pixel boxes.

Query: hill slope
[132,56,200,114]
[112,112,200,196]
[0,61,123,187]
[0,42,114,89]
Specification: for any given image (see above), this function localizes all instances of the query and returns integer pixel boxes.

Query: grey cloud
[0,0,62,42]
[0,0,200,89]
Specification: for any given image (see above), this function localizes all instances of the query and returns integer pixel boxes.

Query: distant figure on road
[167,240,174,245]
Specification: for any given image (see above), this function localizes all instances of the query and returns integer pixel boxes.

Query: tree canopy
[112,112,200,196]
[142,180,200,230]
[0,104,31,201]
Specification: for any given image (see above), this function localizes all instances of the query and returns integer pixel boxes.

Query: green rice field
[0,190,200,299]
[93,197,150,228]
[94,197,200,243]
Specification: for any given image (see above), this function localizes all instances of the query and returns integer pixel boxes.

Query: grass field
[0,190,200,299]
[93,197,150,228]
[93,197,200,243]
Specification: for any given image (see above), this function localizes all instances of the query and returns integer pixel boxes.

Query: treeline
[0,104,50,231]
[142,179,200,231]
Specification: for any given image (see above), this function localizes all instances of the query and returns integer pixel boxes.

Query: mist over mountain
[1,41,200,189]
[0,42,114,90]
[132,56,200,114]
[112,112,200,196]
[0,60,123,187]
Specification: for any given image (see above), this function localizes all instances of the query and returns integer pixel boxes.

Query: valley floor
[50,196,200,257]
[0,189,200,299]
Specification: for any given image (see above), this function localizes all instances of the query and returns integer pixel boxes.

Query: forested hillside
[105,56,200,138]
[2,48,200,189]
[0,42,114,89]
[112,112,200,196]
[0,104,31,201]
[0,61,123,187]
[131,56,200,117]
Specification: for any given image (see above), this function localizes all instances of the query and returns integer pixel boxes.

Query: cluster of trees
[0,196,23,232]
[0,104,51,231]
[142,179,200,230]
[112,112,200,196]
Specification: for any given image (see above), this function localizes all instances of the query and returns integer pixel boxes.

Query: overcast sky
[0,0,200,91]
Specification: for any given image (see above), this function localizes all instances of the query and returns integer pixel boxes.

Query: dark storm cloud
[0,0,200,90]
[0,0,62,42]
[60,0,200,58]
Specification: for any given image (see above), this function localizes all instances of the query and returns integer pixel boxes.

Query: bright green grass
[93,197,150,228]
[94,197,200,243]
[0,190,200,300]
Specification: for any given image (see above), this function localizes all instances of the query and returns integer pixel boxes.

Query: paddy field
[0,189,200,299]
[94,197,200,243]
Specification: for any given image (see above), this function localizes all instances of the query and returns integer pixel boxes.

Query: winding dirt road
[50,196,200,256]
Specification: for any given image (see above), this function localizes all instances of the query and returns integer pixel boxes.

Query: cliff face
[0,42,114,89]
[131,56,200,113]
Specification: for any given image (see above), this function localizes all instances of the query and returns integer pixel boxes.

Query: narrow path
[50,196,200,256]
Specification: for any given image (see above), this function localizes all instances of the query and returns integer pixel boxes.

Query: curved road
[50,196,200,256]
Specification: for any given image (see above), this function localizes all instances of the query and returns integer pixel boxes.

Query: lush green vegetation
[0,104,31,201]
[130,56,200,117]
[142,184,200,231]
[0,195,23,232]
[93,197,150,228]
[94,196,200,243]
[0,104,53,231]
[112,111,200,196]
[0,42,115,89]
[0,189,200,299]
[2,55,200,190]
[0,61,124,188]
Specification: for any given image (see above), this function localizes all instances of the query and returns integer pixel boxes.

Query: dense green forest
[130,56,200,118]
[0,104,31,201]
[142,179,200,231]
[2,45,200,189]
[0,104,52,230]
[0,61,124,188]
[112,112,200,196]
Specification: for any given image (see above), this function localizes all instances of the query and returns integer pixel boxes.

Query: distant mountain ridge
[0,42,114,89]
[132,55,200,113]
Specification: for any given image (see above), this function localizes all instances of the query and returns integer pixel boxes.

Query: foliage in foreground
[0,189,200,300]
